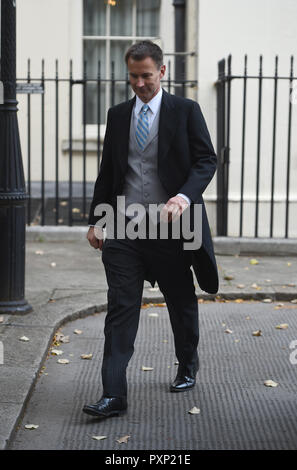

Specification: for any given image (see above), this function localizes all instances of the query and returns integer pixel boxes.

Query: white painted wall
[198,0,297,237]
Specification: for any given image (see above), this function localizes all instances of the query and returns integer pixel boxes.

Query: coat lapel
[158,90,178,165]
[115,96,135,175]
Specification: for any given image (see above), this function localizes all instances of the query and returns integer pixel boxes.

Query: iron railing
[216,54,297,238]
[17,59,197,226]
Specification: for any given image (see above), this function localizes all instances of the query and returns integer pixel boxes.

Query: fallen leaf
[291,299,297,304]
[74,329,83,335]
[60,201,68,206]
[51,349,63,355]
[35,250,44,255]
[148,313,159,317]
[81,354,93,360]
[287,262,292,267]
[225,329,233,334]
[142,366,154,371]
[0,316,4,323]
[246,316,251,320]
[262,298,272,303]
[265,279,272,282]
[235,298,244,303]
[25,424,39,430]
[224,275,234,280]
[251,283,261,290]
[275,324,288,329]
[237,284,245,288]
[92,435,107,441]
[116,435,131,444]
[264,379,278,387]
[72,208,80,213]
[250,258,259,265]
[19,336,30,342]
[57,359,69,364]
[188,407,200,414]
[55,333,70,344]
[50,262,56,267]
[252,330,262,336]
[163,339,168,343]
[153,303,166,307]
[235,339,240,343]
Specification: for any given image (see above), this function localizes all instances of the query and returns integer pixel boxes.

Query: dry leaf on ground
[74,329,83,335]
[19,336,30,342]
[57,359,69,364]
[252,330,262,336]
[25,424,39,430]
[188,407,200,415]
[264,379,278,387]
[225,329,233,334]
[81,354,93,360]
[275,324,288,329]
[142,366,154,371]
[291,299,297,304]
[35,250,44,255]
[116,435,130,444]
[51,349,63,355]
[250,259,259,265]
[262,298,272,303]
[92,435,107,441]
[0,316,4,323]
[224,275,234,280]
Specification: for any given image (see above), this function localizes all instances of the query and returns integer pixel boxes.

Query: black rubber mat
[9,301,297,450]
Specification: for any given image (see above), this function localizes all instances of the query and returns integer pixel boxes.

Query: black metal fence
[216,54,297,238]
[17,59,197,227]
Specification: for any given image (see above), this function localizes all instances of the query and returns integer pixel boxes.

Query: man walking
[83,41,218,419]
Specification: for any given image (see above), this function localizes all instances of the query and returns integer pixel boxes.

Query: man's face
[127,56,166,103]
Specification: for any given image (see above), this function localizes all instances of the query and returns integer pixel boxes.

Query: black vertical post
[216,58,227,236]
[173,0,185,97]
[0,0,32,314]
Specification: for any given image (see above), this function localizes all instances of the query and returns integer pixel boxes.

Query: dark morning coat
[88,89,219,294]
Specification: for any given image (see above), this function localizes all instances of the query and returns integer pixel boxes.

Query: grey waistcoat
[119,107,169,219]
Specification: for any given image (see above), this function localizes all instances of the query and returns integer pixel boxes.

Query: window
[83,0,161,125]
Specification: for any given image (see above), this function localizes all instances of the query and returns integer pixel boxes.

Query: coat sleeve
[88,108,114,225]
[178,101,217,202]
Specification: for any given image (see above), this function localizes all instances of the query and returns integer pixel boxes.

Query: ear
[160,64,166,79]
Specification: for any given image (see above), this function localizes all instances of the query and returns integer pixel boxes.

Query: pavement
[0,229,297,451]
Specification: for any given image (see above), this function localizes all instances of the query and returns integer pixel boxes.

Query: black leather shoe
[170,374,196,392]
[82,396,127,418]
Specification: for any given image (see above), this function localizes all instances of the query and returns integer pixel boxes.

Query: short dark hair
[125,40,163,69]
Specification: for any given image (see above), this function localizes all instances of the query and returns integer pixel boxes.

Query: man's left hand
[160,195,189,223]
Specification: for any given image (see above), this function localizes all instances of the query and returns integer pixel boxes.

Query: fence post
[216,58,227,236]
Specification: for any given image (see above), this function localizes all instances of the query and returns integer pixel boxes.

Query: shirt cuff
[177,193,191,205]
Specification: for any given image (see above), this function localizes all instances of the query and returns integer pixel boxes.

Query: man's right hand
[87,226,104,251]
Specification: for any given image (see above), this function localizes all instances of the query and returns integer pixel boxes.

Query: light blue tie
[136,104,149,150]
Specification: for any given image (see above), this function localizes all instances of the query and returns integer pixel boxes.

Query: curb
[26,227,297,256]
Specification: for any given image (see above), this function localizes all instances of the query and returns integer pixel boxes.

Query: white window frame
[83,0,160,138]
